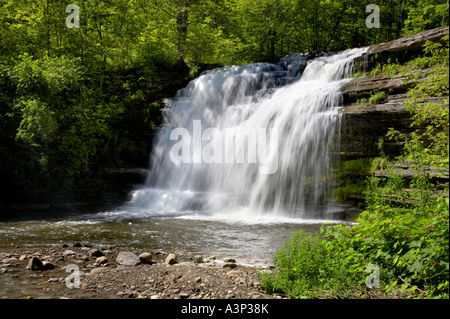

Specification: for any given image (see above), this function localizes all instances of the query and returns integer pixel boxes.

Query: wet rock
[223,258,235,263]
[165,253,177,265]
[223,263,237,269]
[2,257,18,264]
[96,256,108,265]
[26,257,44,271]
[42,261,56,270]
[193,256,203,264]
[116,251,140,266]
[138,252,152,264]
[90,267,109,275]
[226,270,241,276]
[89,249,104,258]
[63,250,76,257]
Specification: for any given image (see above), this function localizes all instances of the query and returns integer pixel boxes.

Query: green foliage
[263,33,449,299]
[259,230,362,298]
[321,194,449,298]
[404,1,449,35]
[368,91,388,104]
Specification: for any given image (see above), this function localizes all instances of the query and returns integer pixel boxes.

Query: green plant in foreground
[259,230,363,298]
[262,37,449,299]
[322,194,449,298]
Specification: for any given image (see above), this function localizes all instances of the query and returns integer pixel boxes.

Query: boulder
[63,250,76,257]
[2,258,18,264]
[165,253,177,265]
[42,261,56,270]
[193,255,203,263]
[96,256,108,265]
[138,252,152,264]
[223,258,235,263]
[90,267,109,275]
[116,251,140,266]
[89,249,104,258]
[26,257,44,271]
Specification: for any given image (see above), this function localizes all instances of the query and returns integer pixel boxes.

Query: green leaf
[407,260,423,273]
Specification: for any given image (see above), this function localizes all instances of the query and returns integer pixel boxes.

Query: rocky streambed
[0,244,282,299]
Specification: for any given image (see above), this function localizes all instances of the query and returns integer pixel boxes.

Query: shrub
[259,230,363,298]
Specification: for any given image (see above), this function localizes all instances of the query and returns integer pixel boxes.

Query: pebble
[179,292,189,299]
[138,252,152,264]
[2,257,18,264]
[90,267,109,275]
[63,250,76,257]
[89,249,104,258]
[165,253,177,265]
[42,261,56,270]
[26,257,44,271]
[96,256,108,265]
[193,256,203,263]
[116,251,140,266]
[226,270,241,276]
[47,277,59,283]
[223,258,236,263]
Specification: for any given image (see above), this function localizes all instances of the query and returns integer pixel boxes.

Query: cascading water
[0,48,368,266]
[126,47,367,221]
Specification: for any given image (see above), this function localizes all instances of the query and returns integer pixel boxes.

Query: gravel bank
[0,244,285,299]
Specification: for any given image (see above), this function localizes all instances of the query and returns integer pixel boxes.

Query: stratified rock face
[367,27,449,55]
[340,94,413,159]
[341,69,432,100]
[339,27,449,159]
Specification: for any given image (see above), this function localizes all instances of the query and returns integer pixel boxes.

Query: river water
[0,48,366,266]
[0,205,359,266]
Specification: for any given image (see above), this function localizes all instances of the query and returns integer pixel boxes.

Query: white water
[120,48,367,223]
[0,49,366,264]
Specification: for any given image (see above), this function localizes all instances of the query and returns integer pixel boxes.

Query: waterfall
[127,47,367,221]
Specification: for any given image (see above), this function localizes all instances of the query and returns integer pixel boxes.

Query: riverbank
[0,244,282,299]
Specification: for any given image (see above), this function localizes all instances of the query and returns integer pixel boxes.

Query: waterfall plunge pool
[0,48,368,266]
[0,203,359,266]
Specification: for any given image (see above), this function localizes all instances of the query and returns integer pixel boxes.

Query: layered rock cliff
[340,27,449,159]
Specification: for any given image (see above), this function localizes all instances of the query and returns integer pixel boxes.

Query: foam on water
[120,47,367,221]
